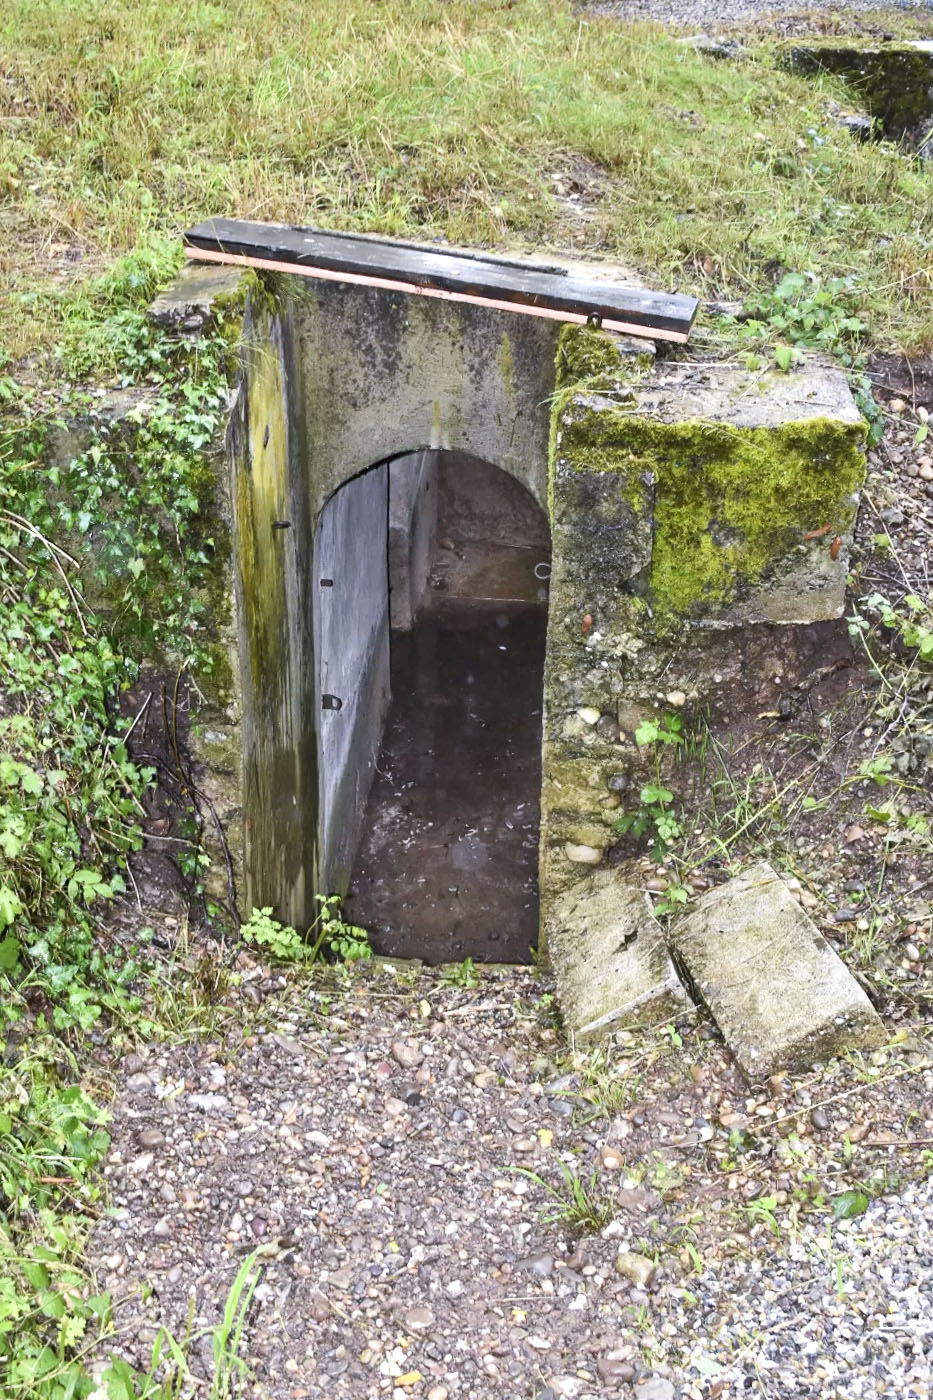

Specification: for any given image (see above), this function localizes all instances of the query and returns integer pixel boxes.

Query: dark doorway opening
[315,452,550,964]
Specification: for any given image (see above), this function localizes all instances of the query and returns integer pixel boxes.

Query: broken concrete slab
[147,260,247,331]
[672,861,885,1079]
[546,870,687,1041]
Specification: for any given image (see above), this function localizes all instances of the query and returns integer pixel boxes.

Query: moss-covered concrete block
[672,861,886,1079]
[626,360,865,625]
[547,870,687,1041]
[781,40,933,142]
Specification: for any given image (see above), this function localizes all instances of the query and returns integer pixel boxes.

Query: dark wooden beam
[183,218,698,343]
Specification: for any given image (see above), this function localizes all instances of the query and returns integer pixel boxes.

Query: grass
[512,1158,615,1233]
[1,0,931,362]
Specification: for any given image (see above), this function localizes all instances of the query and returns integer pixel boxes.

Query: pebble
[136,1128,165,1149]
[636,1379,675,1400]
[92,948,933,1400]
[427,1388,449,1400]
[563,843,603,864]
[391,1041,422,1070]
[187,1092,230,1112]
[614,1250,656,1288]
[515,1252,555,1278]
[810,1107,830,1131]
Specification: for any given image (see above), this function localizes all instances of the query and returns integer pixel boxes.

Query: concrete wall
[314,465,390,891]
[388,451,438,630]
[225,275,560,928]
[280,274,558,519]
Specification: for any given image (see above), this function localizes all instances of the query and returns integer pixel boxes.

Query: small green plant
[832,1187,870,1221]
[856,592,933,664]
[440,956,479,989]
[613,783,682,860]
[577,1044,640,1118]
[734,272,883,442]
[103,1250,262,1399]
[511,1159,614,1233]
[744,1194,781,1236]
[634,712,685,749]
[310,895,371,964]
[613,711,687,858]
[653,881,690,917]
[241,896,371,965]
[240,907,306,961]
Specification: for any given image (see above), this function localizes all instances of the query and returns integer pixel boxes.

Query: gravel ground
[90,959,933,1400]
[588,0,933,28]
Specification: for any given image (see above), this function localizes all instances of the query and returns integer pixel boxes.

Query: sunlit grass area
[1,0,931,360]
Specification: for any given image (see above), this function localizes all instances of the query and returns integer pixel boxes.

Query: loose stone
[563,843,603,865]
[614,1250,656,1288]
[404,1307,434,1331]
[391,1041,422,1069]
[515,1252,554,1278]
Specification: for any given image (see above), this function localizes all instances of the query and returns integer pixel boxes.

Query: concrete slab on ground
[672,861,886,1079]
[546,870,687,1041]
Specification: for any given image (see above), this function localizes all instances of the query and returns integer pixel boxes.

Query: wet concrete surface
[348,604,546,964]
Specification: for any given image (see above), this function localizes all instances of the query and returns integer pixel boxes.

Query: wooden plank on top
[183,218,698,342]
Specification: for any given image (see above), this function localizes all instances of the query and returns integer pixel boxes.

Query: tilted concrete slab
[546,870,687,1042]
[671,861,886,1079]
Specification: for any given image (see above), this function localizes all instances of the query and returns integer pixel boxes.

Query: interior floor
[347,455,550,964]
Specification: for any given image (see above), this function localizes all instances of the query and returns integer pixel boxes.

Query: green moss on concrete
[553,398,864,621]
[555,323,654,393]
[780,41,933,136]
[544,756,619,816]
[555,399,652,517]
[640,415,863,617]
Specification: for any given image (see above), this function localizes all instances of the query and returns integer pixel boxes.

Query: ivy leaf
[0,886,22,930]
[0,935,20,970]
[833,1189,869,1220]
[640,783,674,806]
[19,767,43,796]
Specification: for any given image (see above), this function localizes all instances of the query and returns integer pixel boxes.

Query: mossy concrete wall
[781,40,933,144]
[539,336,865,923]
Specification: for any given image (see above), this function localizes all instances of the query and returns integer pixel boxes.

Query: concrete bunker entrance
[315,450,551,964]
[152,226,879,1063]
